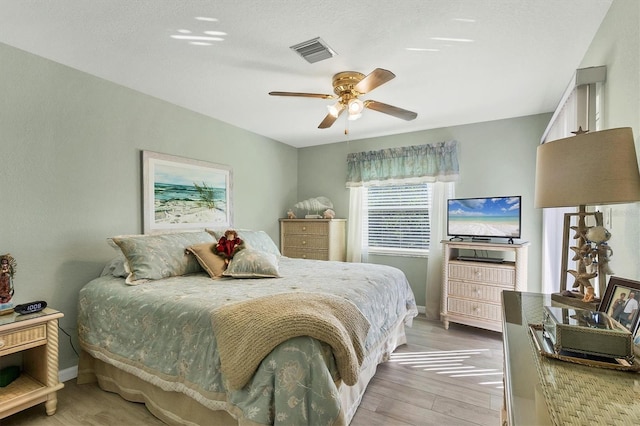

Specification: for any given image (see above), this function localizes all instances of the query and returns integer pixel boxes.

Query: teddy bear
[214,229,245,264]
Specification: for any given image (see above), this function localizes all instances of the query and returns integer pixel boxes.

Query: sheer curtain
[345,141,459,262]
[540,76,604,293]
[540,89,579,293]
[425,181,454,319]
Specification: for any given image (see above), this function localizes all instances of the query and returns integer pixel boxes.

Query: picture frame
[598,276,640,340]
[142,150,232,234]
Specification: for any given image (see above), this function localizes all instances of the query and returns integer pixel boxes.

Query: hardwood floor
[2,317,503,426]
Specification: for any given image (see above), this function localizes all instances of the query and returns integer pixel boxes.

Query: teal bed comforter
[78,257,417,425]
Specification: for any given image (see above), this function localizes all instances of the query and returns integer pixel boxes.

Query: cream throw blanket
[211,292,371,390]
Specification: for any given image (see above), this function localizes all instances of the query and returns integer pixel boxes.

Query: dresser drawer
[0,324,47,354]
[282,221,328,235]
[449,262,515,286]
[447,297,502,322]
[283,235,328,250]
[448,280,504,303]
[281,247,328,260]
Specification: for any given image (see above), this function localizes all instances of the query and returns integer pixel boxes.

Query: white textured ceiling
[0,0,613,147]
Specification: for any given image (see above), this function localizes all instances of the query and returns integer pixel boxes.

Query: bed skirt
[77,319,408,426]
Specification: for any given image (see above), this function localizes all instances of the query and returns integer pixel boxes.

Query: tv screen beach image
[448,197,520,237]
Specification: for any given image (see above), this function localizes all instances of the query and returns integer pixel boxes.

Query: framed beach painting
[142,151,232,234]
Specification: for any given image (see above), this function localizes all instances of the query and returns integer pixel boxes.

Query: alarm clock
[14,300,47,315]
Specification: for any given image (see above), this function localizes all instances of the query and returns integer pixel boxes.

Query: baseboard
[59,365,78,383]
[417,305,425,314]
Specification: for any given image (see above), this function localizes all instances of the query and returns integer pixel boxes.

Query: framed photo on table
[599,276,640,341]
[142,151,233,234]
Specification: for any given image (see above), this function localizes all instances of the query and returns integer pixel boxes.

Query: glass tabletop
[0,307,58,328]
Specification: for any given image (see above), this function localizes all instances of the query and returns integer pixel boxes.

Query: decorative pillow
[186,243,227,279]
[111,231,214,285]
[206,228,281,257]
[101,255,129,278]
[223,248,280,278]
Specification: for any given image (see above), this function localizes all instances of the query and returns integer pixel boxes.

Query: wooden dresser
[279,219,346,261]
[441,240,529,332]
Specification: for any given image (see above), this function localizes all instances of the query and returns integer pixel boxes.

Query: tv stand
[457,255,504,263]
[471,237,491,242]
[441,240,529,332]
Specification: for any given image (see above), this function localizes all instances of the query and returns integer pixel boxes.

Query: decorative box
[542,306,633,361]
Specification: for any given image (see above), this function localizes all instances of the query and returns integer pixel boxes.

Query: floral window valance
[346,140,459,187]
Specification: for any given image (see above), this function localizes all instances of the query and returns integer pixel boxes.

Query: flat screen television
[447,196,521,242]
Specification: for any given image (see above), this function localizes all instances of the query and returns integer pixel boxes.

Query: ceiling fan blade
[269,91,335,99]
[318,109,345,129]
[364,100,418,121]
[354,68,395,94]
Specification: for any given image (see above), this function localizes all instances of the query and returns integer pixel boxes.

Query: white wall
[579,0,640,280]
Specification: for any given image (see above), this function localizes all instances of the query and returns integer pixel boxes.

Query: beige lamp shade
[534,127,640,208]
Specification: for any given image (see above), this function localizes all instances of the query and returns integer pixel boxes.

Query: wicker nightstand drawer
[283,235,328,249]
[447,280,503,304]
[282,221,329,235]
[449,262,515,286]
[0,324,47,354]
[281,248,329,260]
[447,297,502,322]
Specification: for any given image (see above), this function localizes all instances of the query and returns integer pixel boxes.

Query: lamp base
[551,292,600,311]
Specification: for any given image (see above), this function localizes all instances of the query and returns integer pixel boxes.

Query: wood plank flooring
[2,317,503,426]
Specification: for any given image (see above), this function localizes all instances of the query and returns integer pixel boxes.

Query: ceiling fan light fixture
[327,102,344,118]
[348,98,364,115]
[348,113,362,121]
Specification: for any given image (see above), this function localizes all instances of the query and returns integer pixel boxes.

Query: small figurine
[323,208,335,219]
[0,254,16,311]
[287,209,296,219]
[582,285,595,303]
[214,230,245,264]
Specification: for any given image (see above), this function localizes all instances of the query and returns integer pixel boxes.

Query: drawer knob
[302,240,306,245]
[0,339,4,348]
[302,254,307,259]
[302,226,307,231]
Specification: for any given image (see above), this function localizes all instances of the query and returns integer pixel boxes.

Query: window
[366,183,432,255]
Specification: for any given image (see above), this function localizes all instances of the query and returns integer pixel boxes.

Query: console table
[502,291,640,425]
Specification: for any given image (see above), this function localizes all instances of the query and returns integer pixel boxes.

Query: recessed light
[204,31,228,36]
[431,37,474,43]
[453,18,476,23]
[195,17,218,22]
[190,42,212,46]
[177,29,191,34]
[171,35,224,41]
[405,47,440,52]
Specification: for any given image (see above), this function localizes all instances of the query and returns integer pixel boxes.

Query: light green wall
[0,42,298,369]
[579,0,640,280]
[298,114,550,311]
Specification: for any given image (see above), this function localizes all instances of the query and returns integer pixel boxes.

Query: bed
[77,230,418,425]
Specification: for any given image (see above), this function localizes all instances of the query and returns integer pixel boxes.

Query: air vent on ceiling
[290,37,337,64]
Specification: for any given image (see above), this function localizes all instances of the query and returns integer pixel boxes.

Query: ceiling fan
[269,68,418,129]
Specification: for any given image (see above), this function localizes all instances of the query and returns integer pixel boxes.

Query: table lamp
[534,127,640,303]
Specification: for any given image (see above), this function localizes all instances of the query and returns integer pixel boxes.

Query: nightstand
[0,308,64,419]
[279,219,346,261]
